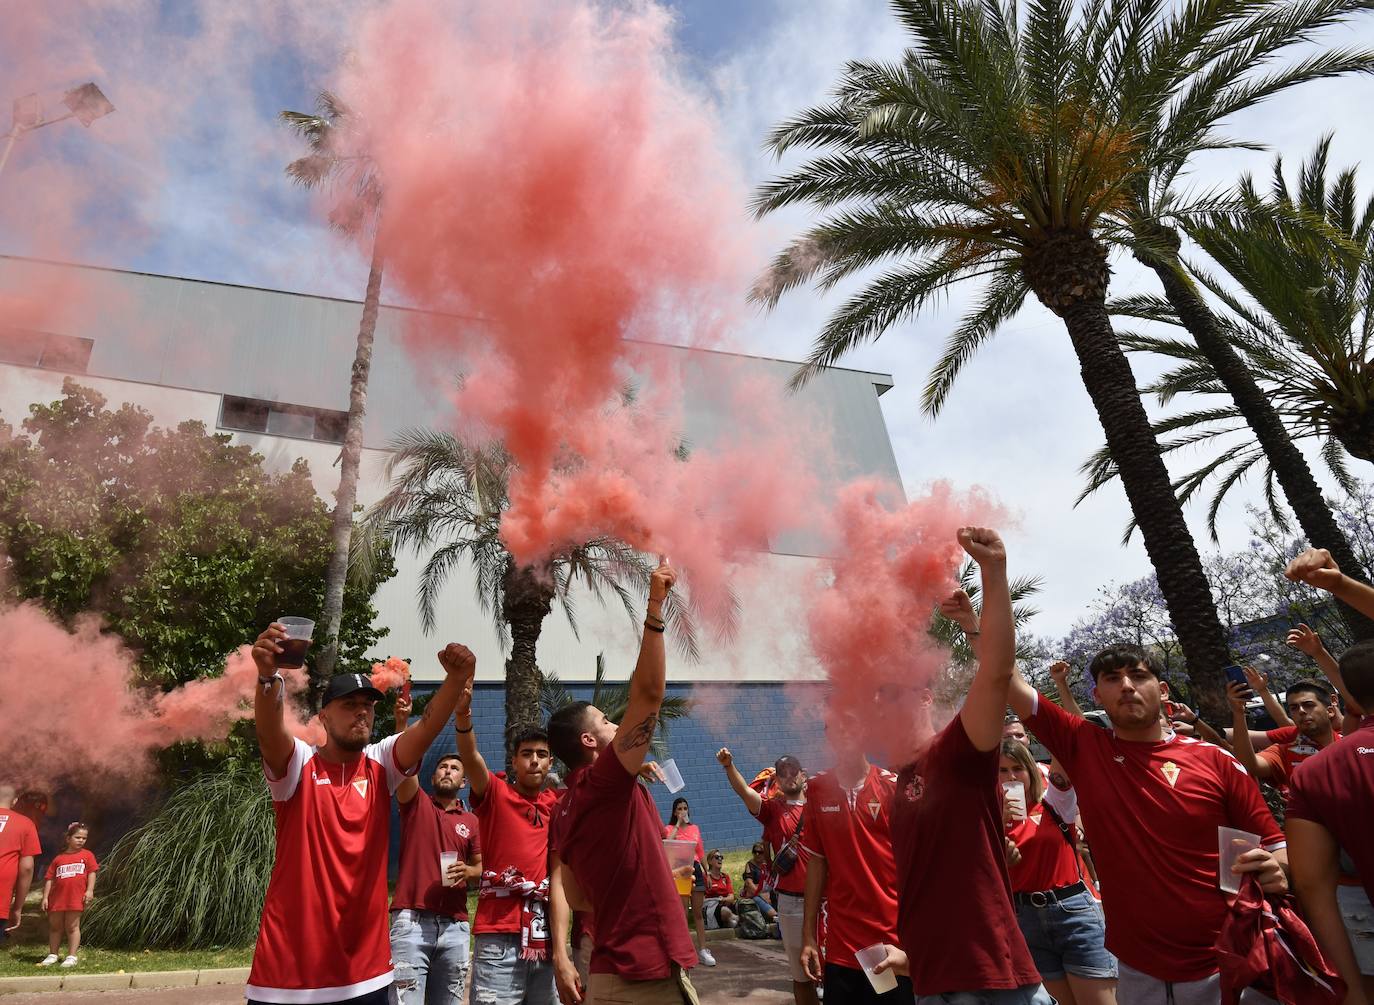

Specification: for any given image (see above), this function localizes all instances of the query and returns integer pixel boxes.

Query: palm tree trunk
[1059,299,1234,719]
[312,241,385,706]
[502,561,554,772]
[1145,251,1374,643]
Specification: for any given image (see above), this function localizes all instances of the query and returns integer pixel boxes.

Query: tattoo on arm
[1049,772,1069,790]
[617,715,659,752]
[421,704,433,723]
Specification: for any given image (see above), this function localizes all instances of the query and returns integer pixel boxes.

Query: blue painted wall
[396,680,829,859]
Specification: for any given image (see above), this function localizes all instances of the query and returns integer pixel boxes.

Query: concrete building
[0,254,904,847]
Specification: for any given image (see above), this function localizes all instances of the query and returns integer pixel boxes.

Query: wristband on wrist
[644,620,666,634]
[258,672,283,690]
[455,723,474,734]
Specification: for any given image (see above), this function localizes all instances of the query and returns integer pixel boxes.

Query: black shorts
[823,962,913,1003]
[692,859,707,892]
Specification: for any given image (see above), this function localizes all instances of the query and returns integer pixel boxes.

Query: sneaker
[60,956,78,968]
[36,954,58,967]
[697,947,716,967]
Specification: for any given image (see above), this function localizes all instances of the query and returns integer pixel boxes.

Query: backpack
[735,898,772,940]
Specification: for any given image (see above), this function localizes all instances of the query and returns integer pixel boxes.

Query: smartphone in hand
[1223,665,1253,699]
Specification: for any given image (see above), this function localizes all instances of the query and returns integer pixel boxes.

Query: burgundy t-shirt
[551,748,696,980]
[391,793,480,920]
[891,713,1040,996]
[1287,716,1374,907]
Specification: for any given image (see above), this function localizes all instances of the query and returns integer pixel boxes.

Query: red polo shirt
[471,777,559,934]
[1287,717,1374,907]
[550,748,696,981]
[392,794,480,920]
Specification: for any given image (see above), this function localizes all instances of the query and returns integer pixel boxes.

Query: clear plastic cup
[659,758,686,793]
[1218,826,1261,894]
[440,851,460,888]
[855,943,899,993]
[275,617,315,669]
[1002,780,1026,827]
[663,839,696,897]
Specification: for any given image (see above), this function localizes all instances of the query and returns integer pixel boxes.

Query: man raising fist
[245,629,472,1005]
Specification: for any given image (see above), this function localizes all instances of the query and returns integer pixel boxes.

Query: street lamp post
[0,82,114,180]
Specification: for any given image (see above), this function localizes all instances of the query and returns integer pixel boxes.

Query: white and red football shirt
[755,797,808,896]
[471,777,560,934]
[1258,727,1341,789]
[0,810,40,917]
[1026,694,1284,983]
[800,764,899,970]
[246,734,414,1004]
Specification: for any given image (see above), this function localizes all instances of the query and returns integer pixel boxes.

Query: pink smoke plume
[806,481,1004,766]
[0,603,322,791]
[369,656,411,693]
[323,0,810,618]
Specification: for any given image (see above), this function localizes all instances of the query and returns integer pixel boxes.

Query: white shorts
[1118,961,1278,1004]
[776,891,808,984]
[1338,884,1374,976]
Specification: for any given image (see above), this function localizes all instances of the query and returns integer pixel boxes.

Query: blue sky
[5,1,1374,643]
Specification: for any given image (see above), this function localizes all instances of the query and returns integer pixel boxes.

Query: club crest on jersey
[903,775,925,803]
[456,822,471,839]
[1160,761,1181,788]
[867,800,881,820]
[352,777,369,798]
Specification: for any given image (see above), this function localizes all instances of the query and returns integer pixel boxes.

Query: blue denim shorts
[1013,889,1117,981]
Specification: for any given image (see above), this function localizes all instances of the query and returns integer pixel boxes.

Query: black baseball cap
[774,755,802,773]
[322,673,385,706]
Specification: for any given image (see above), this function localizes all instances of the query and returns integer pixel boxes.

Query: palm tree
[280,91,385,702]
[356,429,700,759]
[752,0,1340,715]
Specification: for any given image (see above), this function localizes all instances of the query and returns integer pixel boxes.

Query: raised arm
[1288,623,1366,719]
[612,560,676,775]
[393,694,420,805]
[957,527,1015,752]
[716,747,764,816]
[1227,682,1273,781]
[448,650,490,801]
[394,643,473,773]
[1286,547,1374,621]
[251,623,296,780]
[1048,661,1085,718]
[1244,665,1291,729]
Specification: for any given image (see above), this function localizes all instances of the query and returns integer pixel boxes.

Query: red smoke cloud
[0,603,322,790]
[806,481,1003,765]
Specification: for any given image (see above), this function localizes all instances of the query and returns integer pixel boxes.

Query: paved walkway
[0,940,796,1004]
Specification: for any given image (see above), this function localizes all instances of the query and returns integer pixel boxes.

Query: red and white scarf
[479,867,550,961]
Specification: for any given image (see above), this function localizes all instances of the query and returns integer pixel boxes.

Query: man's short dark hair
[435,753,464,770]
[774,754,802,773]
[510,727,550,755]
[1338,641,1374,710]
[1088,644,1163,682]
[548,702,594,768]
[1285,679,1333,706]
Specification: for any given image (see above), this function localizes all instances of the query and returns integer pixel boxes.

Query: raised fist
[939,590,979,633]
[1048,660,1071,681]
[437,643,477,679]
[957,527,1006,567]
[716,747,733,768]
[1286,623,1322,657]
[650,560,677,603]
[1285,548,1344,592]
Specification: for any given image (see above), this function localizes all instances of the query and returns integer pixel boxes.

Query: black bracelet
[644,620,666,633]
[455,724,474,734]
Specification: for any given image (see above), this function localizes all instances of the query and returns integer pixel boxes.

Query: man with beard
[245,627,472,1005]
[390,743,482,1004]
[1228,679,1343,795]
[718,749,816,1005]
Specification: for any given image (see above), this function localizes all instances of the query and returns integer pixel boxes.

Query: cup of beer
[663,839,696,897]
[274,617,315,669]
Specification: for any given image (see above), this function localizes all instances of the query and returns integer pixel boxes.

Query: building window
[0,329,93,373]
[218,395,348,444]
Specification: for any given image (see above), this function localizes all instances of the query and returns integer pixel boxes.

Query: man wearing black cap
[244,625,474,1005]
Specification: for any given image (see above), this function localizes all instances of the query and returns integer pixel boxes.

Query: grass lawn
[0,895,252,977]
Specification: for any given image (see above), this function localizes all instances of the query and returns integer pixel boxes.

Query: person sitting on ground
[999,739,1116,1004]
[717,748,815,1005]
[36,822,97,970]
[703,850,738,930]
[546,559,700,1005]
[1005,641,1287,1003]
[246,628,471,1005]
[664,796,714,967]
[741,842,778,923]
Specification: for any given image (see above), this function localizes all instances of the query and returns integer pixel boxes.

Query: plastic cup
[659,759,686,794]
[274,617,315,669]
[663,839,696,897]
[855,943,899,994]
[440,851,460,888]
[1002,780,1027,828]
[1218,826,1261,894]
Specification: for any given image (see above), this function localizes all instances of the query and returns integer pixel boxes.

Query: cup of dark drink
[274,617,315,669]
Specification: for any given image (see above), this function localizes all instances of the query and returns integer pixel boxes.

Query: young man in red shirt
[546,561,700,1005]
[717,748,816,1005]
[0,783,40,941]
[457,696,560,1004]
[247,628,472,1005]
[1006,643,1288,1002]
[1228,678,1342,794]
[390,698,482,1005]
[873,527,1048,1005]
[798,712,908,1002]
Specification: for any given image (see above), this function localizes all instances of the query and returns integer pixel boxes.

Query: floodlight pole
[0,82,111,183]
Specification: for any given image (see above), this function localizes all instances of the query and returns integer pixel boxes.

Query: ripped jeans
[389,909,470,1005]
